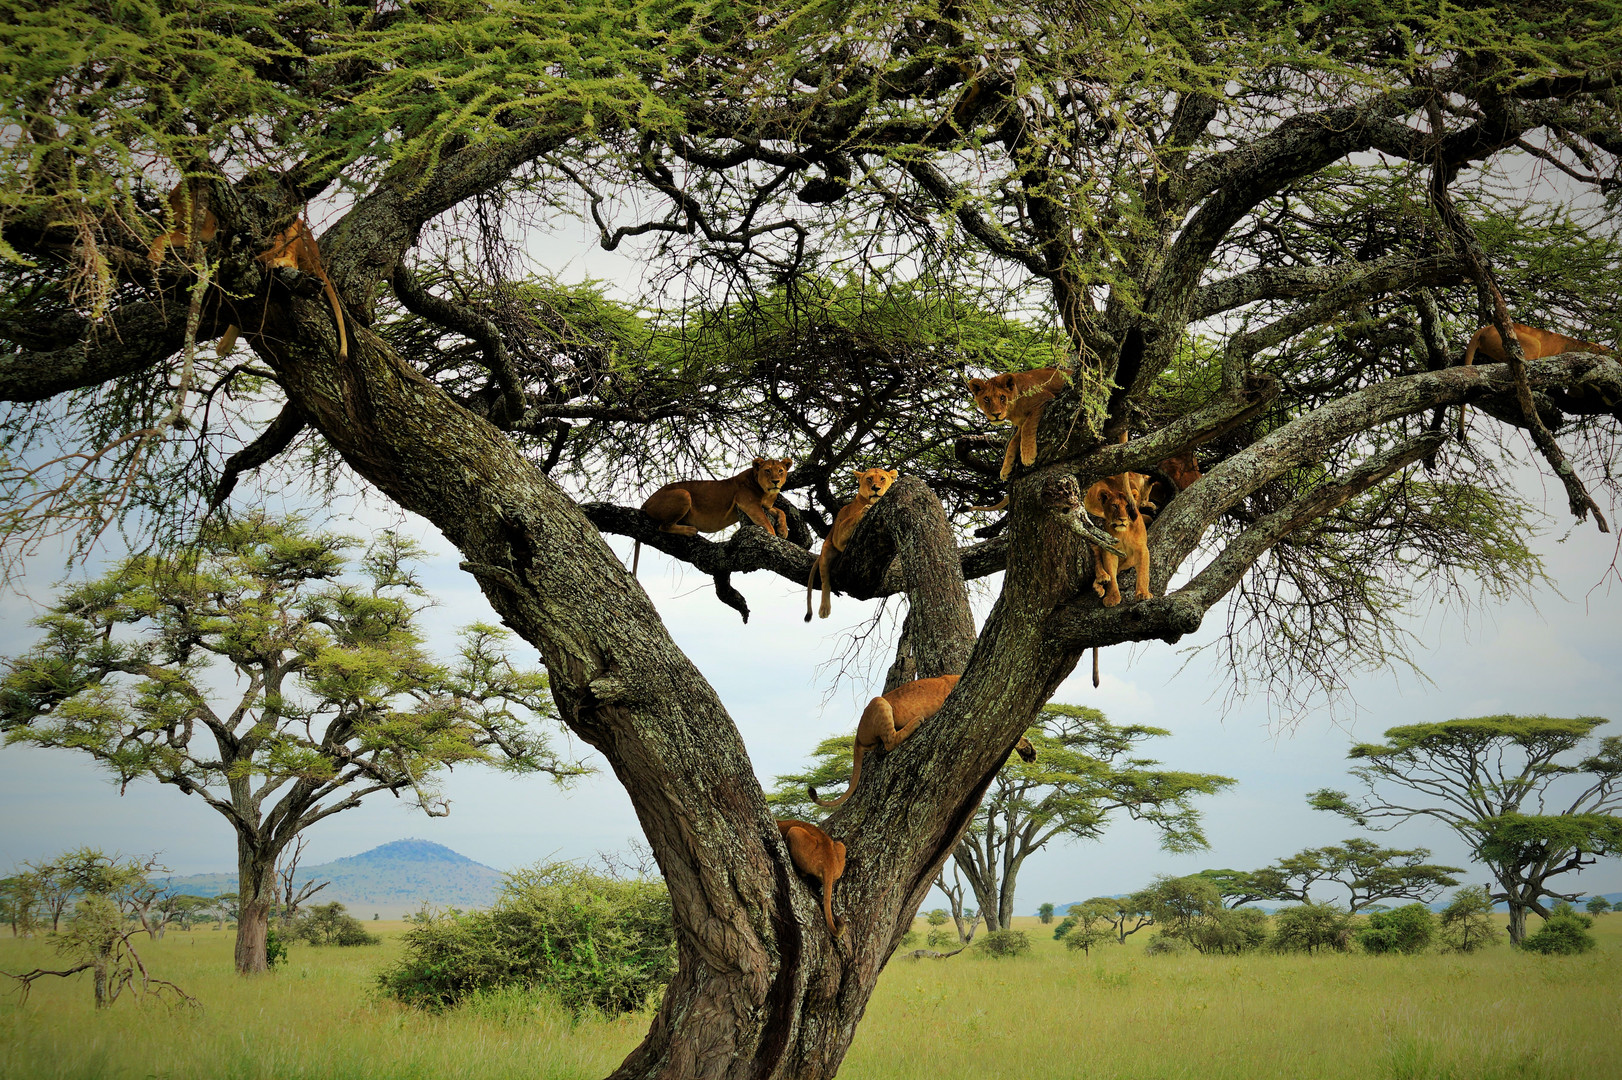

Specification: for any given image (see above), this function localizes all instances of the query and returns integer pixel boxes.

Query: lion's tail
[810,744,863,809]
[632,539,642,578]
[805,559,818,622]
[1092,647,1100,689]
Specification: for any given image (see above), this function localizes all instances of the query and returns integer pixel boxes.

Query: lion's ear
[886,470,899,481]
[780,457,792,468]
[753,456,766,467]
[967,378,984,392]
[852,470,865,481]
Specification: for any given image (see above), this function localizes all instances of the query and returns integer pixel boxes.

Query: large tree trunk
[234,846,277,974]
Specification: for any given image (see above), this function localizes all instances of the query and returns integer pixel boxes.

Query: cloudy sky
[3,209,1620,913]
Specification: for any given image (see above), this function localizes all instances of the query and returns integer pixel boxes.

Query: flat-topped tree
[3,1,1622,1075]
[1312,716,1622,943]
[0,515,584,973]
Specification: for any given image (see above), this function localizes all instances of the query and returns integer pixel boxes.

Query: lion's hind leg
[643,488,697,535]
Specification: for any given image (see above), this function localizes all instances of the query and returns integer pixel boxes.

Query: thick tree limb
[1192,254,1472,323]
[0,299,193,402]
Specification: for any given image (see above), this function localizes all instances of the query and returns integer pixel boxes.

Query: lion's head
[854,467,899,501]
[752,456,791,496]
[966,374,1018,422]
[1094,484,1140,532]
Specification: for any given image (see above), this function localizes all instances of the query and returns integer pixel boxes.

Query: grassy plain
[1,914,1618,1080]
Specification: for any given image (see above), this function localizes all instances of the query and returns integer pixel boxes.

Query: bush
[1143,932,1190,956]
[1439,886,1502,953]
[1038,902,1055,924]
[1271,902,1353,954]
[378,862,675,1016]
[926,909,949,927]
[899,930,919,948]
[1190,907,1269,955]
[1357,903,1436,955]
[925,927,957,949]
[265,928,287,968]
[1521,903,1597,955]
[292,902,382,947]
[1053,914,1079,941]
[1063,925,1113,955]
[1585,896,1612,916]
[973,929,1030,958]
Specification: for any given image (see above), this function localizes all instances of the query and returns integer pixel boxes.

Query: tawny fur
[1085,480,1152,608]
[634,457,791,575]
[809,674,961,809]
[220,219,349,363]
[147,181,218,267]
[1461,323,1613,366]
[966,368,1069,480]
[776,819,847,937]
[806,468,898,621]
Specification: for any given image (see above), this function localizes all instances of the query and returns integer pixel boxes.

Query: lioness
[966,368,1069,480]
[216,218,349,362]
[634,456,792,575]
[810,674,960,808]
[777,819,846,937]
[1462,322,1614,366]
[1085,479,1151,608]
[806,467,899,622]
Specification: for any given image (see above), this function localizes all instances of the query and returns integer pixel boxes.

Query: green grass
[2,915,1619,1080]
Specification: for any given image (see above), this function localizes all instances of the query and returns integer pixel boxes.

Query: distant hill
[161,839,504,913]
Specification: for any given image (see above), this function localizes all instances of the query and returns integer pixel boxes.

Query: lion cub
[806,467,899,622]
[777,819,846,937]
[1084,477,1151,608]
[810,674,960,809]
[966,368,1069,479]
[1462,322,1613,365]
[634,457,792,575]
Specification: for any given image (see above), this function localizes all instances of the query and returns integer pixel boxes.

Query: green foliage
[1037,902,1055,924]
[1520,903,1598,956]
[926,909,948,927]
[1271,903,1354,955]
[1438,887,1503,954]
[1053,915,1079,941]
[1356,904,1436,955]
[265,929,287,969]
[898,930,918,949]
[972,930,1030,958]
[378,862,674,1017]
[1142,933,1190,957]
[1190,907,1270,955]
[1586,896,1613,916]
[291,903,380,948]
[1062,925,1114,955]
[1228,838,1461,913]
[925,928,957,950]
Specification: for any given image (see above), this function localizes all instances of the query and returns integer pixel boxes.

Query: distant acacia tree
[1037,902,1055,924]
[1438,886,1502,954]
[0,515,587,973]
[1586,896,1613,916]
[1314,716,1622,943]
[1204,839,1462,913]
[773,704,1231,930]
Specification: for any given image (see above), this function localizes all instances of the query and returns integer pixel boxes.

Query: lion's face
[967,375,1017,421]
[752,456,791,495]
[854,468,899,501]
[1098,487,1139,532]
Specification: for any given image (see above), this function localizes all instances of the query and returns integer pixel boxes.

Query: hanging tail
[809,745,864,808]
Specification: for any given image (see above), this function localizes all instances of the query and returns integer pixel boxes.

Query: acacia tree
[1203,839,1462,912]
[0,515,584,973]
[4,1,1622,1075]
[1312,716,1622,942]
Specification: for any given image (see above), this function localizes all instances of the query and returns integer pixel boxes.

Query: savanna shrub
[265,928,287,968]
[1053,914,1079,941]
[1357,903,1436,955]
[925,927,957,949]
[973,929,1031,957]
[899,929,919,948]
[1520,903,1597,955]
[293,902,381,947]
[1063,925,1113,954]
[378,862,675,1016]
[1143,932,1190,956]
[1439,886,1502,953]
[1585,896,1612,916]
[1190,907,1269,954]
[1271,902,1353,954]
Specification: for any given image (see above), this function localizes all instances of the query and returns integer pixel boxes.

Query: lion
[1461,322,1614,366]
[966,368,1070,480]
[776,819,847,937]
[809,674,960,809]
[147,180,218,267]
[1085,478,1152,609]
[216,218,349,362]
[149,188,348,363]
[633,456,792,575]
[806,467,899,622]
